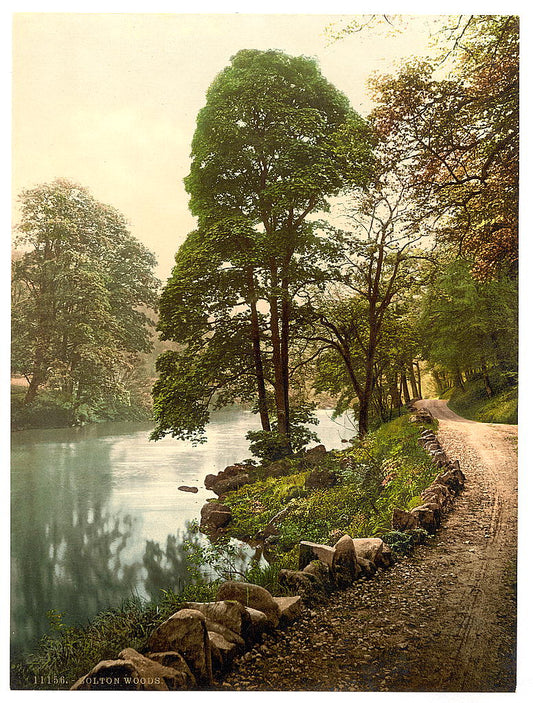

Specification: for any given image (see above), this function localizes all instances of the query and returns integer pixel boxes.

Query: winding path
[215,400,518,692]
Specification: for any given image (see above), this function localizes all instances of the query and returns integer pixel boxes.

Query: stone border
[71,407,465,691]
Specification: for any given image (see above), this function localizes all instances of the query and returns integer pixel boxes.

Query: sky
[11,10,444,282]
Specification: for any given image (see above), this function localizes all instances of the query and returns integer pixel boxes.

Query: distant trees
[152,49,373,450]
[12,179,159,425]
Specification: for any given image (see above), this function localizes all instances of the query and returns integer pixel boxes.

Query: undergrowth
[444,376,517,424]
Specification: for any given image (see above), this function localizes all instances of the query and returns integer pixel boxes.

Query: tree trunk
[408,363,419,399]
[481,362,493,398]
[401,372,411,404]
[247,268,271,432]
[454,367,465,391]
[269,263,290,437]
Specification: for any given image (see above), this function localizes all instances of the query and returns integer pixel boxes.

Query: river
[10,407,355,656]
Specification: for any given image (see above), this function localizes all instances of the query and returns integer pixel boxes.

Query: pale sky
[12,12,443,282]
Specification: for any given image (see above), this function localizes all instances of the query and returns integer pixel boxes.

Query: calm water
[11,408,355,655]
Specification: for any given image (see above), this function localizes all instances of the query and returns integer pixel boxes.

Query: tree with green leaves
[152,49,373,450]
[418,256,518,394]
[369,15,518,280]
[12,179,159,423]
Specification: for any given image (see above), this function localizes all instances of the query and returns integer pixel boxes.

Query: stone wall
[71,406,465,691]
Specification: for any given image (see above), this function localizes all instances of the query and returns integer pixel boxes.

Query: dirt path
[214,400,518,692]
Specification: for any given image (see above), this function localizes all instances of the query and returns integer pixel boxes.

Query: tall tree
[12,179,159,419]
[152,49,373,446]
[369,15,518,279]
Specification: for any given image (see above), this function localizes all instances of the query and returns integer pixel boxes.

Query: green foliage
[446,376,518,425]
[382,528,430,556]
[12,179,159,427]
[226,414,439,552]
[246,402,320,461]
[152,49,374,445]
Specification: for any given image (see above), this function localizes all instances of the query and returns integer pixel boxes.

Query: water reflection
[11,408,354,655]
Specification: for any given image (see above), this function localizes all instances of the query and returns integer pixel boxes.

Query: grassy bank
[443,376,517,424]
[12,413,439,690]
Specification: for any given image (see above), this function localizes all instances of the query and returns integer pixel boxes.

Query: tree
[418,256,518,393]
[369,15,518,279]
[152,49,373,446]
[12,179,159,421]
[300,163,434,436]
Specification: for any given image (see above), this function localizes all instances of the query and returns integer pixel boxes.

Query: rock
[211,473,251,497]
[299,541,335,570]
[332,534,359,587]
[216,581,281,628]
[178,485,198,493]
[278,569,327,604]
[208,631,239,671]
[302,444,328,467]
[182,600,251,639]
[70,648,192,691]
[273,595,303,625]
[410,504,440,534]
[380,542,395,568]
[357,556,377,577]
[420,483,454,511]
[204,464,251,495]
[305,468,338,490]
[146,608,212,684]
[352,537,384,564]
[302,559,335,592]
[145,651,195,688]
[199,501,232,530]
[262,459,292,477]
[392,507,420,531]
[435,465,466,494]
[244,607,270,640]
[432,451,449,467]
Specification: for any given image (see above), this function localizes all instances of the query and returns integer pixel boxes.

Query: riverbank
[11,411,439,689]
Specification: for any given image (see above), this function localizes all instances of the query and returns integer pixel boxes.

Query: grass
[445,376,517,424]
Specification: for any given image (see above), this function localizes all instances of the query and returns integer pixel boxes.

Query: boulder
[146,609,212,684]
[199,501,232,530]
[332,534,359,587]
[352,537,384,565]
[302,445,328,467]
[380,542,395,568]
[278,569,327,604]
[244,607,270,640]
[305,468,338,490]
[262,459,292,477]
[216,581,281,628]
[420,483,454,511]
[435,465,465,494]
[208,632,239,671]
[182,600,251,639]
[211,473,251,497]
[299,541,335,570]
[204,464,251,495]
[357,556,377,577]
[432,451,449,467]
[392,507,420,531]
[145,651,195,688]
[71,648,192,691]
[302,559,335,592]
[410,503,440,534]
[273,595,303,625]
